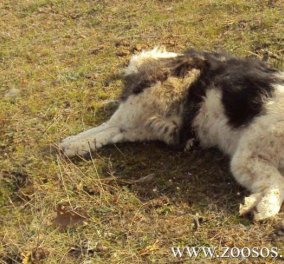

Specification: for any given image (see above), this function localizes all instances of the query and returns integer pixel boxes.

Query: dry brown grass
[1,0,284,263]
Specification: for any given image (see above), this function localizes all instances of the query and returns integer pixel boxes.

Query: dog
[59,47,284,221]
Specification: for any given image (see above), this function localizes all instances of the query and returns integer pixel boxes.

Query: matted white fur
[124,47,178,75]
[59,48,284,221]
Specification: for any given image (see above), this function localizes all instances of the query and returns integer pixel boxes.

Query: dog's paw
[59,139,94,157]
[239,192,262,216]
[184,138,195,152]
[253,189,282,221]
[240,189,283,221]
[60,135,77,144]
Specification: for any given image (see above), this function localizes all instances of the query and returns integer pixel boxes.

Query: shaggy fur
[59,47,284,221]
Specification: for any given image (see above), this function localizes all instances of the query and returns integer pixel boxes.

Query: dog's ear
[122,60,170,98]
[166,54,206,78]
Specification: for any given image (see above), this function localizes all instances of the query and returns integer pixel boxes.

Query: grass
[0,0,284,263]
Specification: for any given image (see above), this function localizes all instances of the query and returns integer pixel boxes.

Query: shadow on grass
[65,140,247,218]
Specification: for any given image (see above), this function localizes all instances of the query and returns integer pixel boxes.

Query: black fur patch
[121,60,170,100]
[179,50,281,146]
[121,54,206,101]
[214,56,278,127]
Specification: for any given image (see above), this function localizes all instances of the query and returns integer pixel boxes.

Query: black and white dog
[59,47,284,221]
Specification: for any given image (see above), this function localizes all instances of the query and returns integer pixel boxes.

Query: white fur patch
[193,88,242,155]
[124,47,178,76]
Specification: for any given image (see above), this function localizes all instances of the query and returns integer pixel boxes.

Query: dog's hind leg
[231,122,284,220]
[232,153,284,220]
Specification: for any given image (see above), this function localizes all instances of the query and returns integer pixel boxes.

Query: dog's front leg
[59,121,122,157]
[59,95,156,157]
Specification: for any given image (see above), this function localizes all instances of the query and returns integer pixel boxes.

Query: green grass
[1,0,284,263]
